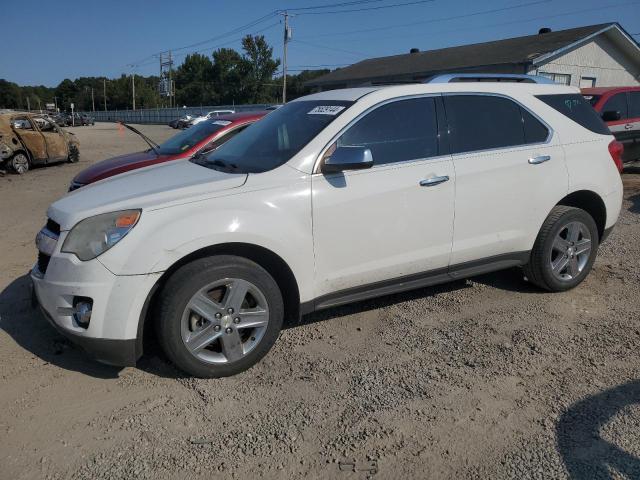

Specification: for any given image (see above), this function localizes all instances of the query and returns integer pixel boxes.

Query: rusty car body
[0,112,79,174]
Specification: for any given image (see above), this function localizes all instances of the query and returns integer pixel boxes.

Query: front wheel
[156,255,284,378]
[9,152,30,174]
[523,206,599,292]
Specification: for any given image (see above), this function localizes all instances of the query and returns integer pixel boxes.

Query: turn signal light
[115,211,140,228]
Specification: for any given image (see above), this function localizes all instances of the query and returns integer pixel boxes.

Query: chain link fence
[80,104,272,124]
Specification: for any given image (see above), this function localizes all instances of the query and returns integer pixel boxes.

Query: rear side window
[521,108,549,144]
[337,97,439,166]
[602,93,628,119]
[444,95,542,154]
[629,92,640,118]
[536,94,610,135]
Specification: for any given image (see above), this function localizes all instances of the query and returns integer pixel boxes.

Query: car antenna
[117,121,160,156]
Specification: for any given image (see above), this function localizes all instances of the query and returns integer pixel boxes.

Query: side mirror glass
[602,110,621,122]
[322,146,374,173]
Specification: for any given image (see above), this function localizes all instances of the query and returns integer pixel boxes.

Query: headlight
[62,210,141,261]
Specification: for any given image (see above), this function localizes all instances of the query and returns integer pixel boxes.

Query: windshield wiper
[118,121,161,156]
[208,158,239,172]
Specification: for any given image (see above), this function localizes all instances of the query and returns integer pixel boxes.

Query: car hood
[73,150,177,184]
[50,160,247,230]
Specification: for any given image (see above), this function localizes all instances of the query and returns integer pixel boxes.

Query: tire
[9,152,30,174]
[156,255,284,378]
[68,145,80,163]
[523,206,599,292]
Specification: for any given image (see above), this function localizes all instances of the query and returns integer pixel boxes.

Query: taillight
[608,140,624,173]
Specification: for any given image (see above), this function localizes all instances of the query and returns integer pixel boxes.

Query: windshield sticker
[212,120,232,126]
[307,106,345,115]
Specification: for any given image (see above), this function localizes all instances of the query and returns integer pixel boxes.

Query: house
[305,23,640,90]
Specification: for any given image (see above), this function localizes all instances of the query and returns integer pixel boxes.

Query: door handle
[419,175,449,187]
[528,155,551,165]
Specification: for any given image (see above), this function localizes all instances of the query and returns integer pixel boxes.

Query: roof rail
[425,73,556,84]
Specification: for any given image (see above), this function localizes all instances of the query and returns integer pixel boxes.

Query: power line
[297,0,552,39]
[292,39,369,57]
[126,11,280,68]
[284,0,384,11]
[131,22,281,70]
[293,0,435,15]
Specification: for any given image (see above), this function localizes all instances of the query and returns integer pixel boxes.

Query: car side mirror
[602,110,621,122]
[322,146,374,173]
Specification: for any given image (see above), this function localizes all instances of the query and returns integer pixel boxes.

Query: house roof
[306,23,636,87]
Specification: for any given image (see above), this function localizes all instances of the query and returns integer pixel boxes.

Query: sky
[2,0,639,87]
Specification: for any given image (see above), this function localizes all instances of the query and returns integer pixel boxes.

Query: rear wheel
[524,206,599,292]
[68,145,79,163]
[156,255,284,378]
[9,153,30,174]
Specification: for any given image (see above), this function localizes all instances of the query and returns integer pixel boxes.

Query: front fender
[97,176,316,302]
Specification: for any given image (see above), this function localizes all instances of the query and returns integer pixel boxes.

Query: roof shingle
[307,23,614,86]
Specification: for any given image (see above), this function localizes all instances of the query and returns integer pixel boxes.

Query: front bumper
[30,250,161,367]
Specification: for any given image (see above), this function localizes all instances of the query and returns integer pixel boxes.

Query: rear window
[157,120,228,155]
[536,94,610,135]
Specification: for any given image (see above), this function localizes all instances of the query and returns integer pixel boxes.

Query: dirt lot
[1,123,639,479]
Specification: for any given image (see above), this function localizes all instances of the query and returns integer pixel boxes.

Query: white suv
[32,79,623,377]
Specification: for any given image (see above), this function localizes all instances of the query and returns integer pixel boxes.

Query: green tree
[175,53,216,106]
[240,35,280,104]
[212,48,246,105]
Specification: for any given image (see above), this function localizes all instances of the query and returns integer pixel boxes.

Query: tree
[212,48,246,105]
[240,35,280,104]
[284,69,330,101]
[175,53,216,106]
[54,79,79,111]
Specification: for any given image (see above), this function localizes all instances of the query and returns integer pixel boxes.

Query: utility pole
[91,87,95,112]
[54,96,58,111]
[26,96,31,111]
[281,11,292,104]
[103,79,107,111]
[169,51,173,108]
[131,73,136,111]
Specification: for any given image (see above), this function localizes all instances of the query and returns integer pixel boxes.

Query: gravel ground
[0,123,639,479]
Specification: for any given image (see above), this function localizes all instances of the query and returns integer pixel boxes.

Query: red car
[69,111,266,190]
[582,86,640,164]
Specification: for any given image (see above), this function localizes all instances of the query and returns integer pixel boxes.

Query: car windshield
[193,100,353,173]
[157,120,230,155]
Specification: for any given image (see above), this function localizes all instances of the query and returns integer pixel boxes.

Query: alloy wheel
[11,153,29,174]
[180,278,270,364]
[550,221,592,281]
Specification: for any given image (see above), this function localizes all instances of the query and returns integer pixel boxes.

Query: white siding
[529,35,640,87]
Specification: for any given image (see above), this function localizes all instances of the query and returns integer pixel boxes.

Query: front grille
[46,218,61,235]
[38,252,51,274]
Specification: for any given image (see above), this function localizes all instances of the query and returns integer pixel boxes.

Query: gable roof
[307,23,636,87]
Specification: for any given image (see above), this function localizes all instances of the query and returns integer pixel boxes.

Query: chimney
[538,27,552,35]
[410,48,420,54]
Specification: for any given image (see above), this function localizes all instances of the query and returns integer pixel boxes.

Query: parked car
[52,112,71,127]
[0,112,79,174]
[80,113,95,126]
[190,109,236,126]
[582,86,640,163]
[178,113,200,129]
[32,80,622,377]
[69,111,266,190]
[169,113,194,129]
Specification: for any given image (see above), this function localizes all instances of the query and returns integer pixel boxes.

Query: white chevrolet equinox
[32,78,623,377]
